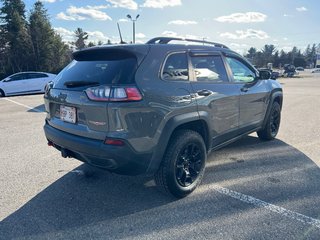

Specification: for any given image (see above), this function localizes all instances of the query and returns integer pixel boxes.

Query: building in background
[316,52,320,68]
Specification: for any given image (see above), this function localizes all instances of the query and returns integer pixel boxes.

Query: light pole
[127,14,140,44]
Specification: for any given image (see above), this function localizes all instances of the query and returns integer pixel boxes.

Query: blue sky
[22,0,320,54]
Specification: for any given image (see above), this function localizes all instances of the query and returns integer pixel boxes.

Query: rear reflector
[85,86,142,102]
[104,139,125,146]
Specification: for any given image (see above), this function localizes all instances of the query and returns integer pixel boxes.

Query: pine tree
[29,1,55,71]
[29,1,70,73]
[0,0,33,73]
[74,28,88,50]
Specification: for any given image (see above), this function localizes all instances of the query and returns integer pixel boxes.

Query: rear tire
[257,102,281,140]
[155,130,206,198]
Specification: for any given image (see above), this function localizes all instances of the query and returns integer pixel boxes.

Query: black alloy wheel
[270,106,281,137]
[155,130,206,198]
[175,143,203,187]
[257,101,281,140]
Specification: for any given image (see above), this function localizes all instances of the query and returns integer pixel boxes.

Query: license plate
[60,105,76,123]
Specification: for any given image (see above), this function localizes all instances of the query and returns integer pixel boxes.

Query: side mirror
[259,70,271,80]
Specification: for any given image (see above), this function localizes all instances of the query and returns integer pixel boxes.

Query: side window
[9,74,27,81]
[162,52,189,81]
[28,73,47,79]
[226,57,256,83]
[191,55,228,82]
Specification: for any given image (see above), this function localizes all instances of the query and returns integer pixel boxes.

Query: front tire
[0,89,5,98]
[155,130,206,198]
[257,101,281,140]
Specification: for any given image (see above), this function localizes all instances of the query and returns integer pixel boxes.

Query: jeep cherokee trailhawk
[44,37,282,198]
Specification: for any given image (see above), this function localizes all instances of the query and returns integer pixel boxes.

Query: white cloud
[54,27,109,44]
[296,6,307,12]
[142,0,182,8]
[87,31,109,43]
[168,20,197,25]
[230,43,248,48]
[118,18,129,22]
[107,0,138,10]
[161,31,202,41]
[215,12,267,23]
[56,6,112,21]
[220,29,269,40]
[162,31,179,37]
[136,33,146,38]
[54,27,74,42]
[283,14,293,17]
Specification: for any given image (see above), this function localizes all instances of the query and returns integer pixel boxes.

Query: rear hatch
[44,45,149,140]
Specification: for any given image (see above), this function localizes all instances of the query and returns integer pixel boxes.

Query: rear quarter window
[162,52,189,81]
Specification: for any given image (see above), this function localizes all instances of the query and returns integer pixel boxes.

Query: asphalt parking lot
[1,72,320,239]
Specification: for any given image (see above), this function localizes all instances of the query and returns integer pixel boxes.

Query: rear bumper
[44,123,152,175]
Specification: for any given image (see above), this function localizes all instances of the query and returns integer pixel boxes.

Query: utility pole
[126,14,140,44]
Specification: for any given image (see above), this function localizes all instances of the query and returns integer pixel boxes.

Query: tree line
[245,44,320,69]
[1,0,319,79]
[0,0,73,79]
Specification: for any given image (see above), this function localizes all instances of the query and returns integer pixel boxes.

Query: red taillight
[85,86,142,102]
[125,87,142,101]
[104,138,125,146]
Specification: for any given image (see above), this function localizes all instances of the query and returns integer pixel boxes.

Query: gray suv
[44,37,282,198]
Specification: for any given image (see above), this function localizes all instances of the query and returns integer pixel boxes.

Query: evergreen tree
[29,1,55,71]
[0,0,33,73]
[74,28,88,50]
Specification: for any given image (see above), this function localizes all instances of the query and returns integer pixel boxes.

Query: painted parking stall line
[1,97,45,113]
[212,185,320,229]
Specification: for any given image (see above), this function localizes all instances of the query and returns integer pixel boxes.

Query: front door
[225,56,269,132]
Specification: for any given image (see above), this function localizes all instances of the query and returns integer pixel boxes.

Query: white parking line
[1,97,45,113]
[212,185,320,229]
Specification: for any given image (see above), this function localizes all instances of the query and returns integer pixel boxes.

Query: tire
[155,130,207,198]
[0,89,5,98]
[257,102,281,140]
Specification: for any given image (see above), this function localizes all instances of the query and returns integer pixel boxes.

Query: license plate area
[60,105,77,124]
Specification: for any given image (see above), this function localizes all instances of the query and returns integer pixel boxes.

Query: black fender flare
[146,111,212,174]
[262,90,283,129]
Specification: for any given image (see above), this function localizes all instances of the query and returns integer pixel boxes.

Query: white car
[311,68,320,73]
[0,72,56,97]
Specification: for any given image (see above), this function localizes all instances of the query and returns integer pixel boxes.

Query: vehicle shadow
[26,104,45,113]
[1,136,320,239]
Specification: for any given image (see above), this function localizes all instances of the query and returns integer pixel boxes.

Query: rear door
[225,56,269,131]
[26,73,47,92]
[189,51,241,147]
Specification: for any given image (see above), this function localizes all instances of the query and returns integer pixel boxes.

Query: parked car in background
[311,68,320,73]
[296,67,304,71]
[0,72,56,97]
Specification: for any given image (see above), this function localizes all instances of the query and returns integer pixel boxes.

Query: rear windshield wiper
[64,81,99,88]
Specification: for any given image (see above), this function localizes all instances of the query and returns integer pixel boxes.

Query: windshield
[54,57,137,89]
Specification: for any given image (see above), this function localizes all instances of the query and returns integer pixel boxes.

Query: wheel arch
[0,88,5,97]
[262,90,283,128]
[146,112,211,174]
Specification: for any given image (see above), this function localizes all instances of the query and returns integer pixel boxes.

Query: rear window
[54,57,137,89]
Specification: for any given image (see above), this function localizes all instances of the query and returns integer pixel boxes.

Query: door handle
[241,87,249,92]
[197,89,212,96]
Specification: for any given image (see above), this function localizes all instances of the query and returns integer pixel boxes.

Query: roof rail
[146,37,229,49]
